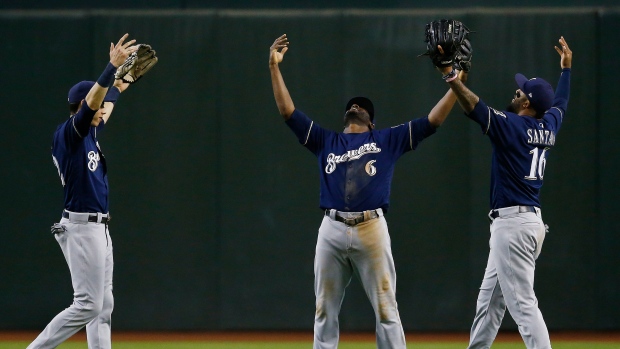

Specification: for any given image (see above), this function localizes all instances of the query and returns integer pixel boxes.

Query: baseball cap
[345,96,375,122]
[68,81,95,104]
[515,73,554,115]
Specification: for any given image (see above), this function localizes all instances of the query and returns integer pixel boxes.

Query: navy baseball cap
[346,96,375,122]
[68,81,95,104]
[515,74,554,115]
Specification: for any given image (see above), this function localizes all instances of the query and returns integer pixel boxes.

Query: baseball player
[269,34,467,349]
[27,34,137,349]
[443,37,572,349]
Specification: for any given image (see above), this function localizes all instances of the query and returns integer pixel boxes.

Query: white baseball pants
[28,215,114,349]
[468,209,551,349]
[313,215,406,349]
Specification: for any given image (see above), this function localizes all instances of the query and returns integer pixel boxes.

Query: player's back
[488,110,562,209]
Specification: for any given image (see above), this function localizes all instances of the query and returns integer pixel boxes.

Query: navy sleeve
[72,101,97,139]
[553,68,571,111]
[378,117,436,159]
[380,122,410,157]
[285,109,332,156]
[466,99,518,146]
[466,99,493,134]
[409,117,437,149]
[104,86,121,104]
[544,68,571,131]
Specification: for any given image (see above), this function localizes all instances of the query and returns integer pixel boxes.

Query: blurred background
[1,0,618,333]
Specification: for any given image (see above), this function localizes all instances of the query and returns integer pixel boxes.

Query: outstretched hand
[554,36,572,69]
[270,34,289,66]
[109,33,138,68]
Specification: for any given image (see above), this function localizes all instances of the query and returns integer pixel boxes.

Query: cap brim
[515,73,528,90]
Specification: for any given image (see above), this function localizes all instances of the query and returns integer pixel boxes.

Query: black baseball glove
[453,38,472,72]
[420,19,471,69]
[114,44,158,84]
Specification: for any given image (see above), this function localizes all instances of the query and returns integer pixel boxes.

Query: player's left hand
[115,44,158,84]
[554,36,572,69]
[270,34,289,66]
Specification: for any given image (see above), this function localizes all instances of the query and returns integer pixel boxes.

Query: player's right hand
[109,33,138,68]
[554,36,572,69]
[269,34,289,66]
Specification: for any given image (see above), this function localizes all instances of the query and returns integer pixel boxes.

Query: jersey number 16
[525,147,550,181]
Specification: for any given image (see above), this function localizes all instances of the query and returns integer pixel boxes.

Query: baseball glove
[420,19,471,68]
[114,44,158,84]
[453,38,472,72]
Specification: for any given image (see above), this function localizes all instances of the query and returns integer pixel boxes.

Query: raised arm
[72,34,137,136]
[85,34,136,111]
[100,80,130,124]
[269,34,295,120]
[427,64,470,127]
[427,42,473,127]
[445,75,479,114]
[552,36,572,111]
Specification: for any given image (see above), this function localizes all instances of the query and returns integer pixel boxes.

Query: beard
[344,109,369,126]
[506,100,519,113]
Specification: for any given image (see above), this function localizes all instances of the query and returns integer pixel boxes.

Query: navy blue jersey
[467,69,571,209]
[286,109,436,212]
[52,101,109,213]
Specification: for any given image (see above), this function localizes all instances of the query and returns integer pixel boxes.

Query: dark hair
[69,102,80,115]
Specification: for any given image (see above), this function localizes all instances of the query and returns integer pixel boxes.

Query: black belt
[490,205,537,219]
[62,211,110,223]
[325,209,380,226]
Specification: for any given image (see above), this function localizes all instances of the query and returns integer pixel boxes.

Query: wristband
[445,71,460,82]
[97,62,117,88]
[443,69,459,82]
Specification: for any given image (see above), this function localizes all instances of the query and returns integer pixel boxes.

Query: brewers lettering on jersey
[445,36,572,349]
[269,34,468,349]
[325,142,381,174]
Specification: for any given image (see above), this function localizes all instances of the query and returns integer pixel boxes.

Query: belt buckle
[343,217,357,226]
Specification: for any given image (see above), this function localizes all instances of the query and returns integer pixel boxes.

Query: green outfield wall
[1,0,618,9]
[0,7,618,331]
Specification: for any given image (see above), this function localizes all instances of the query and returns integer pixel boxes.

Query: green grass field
[1,342,619,349]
